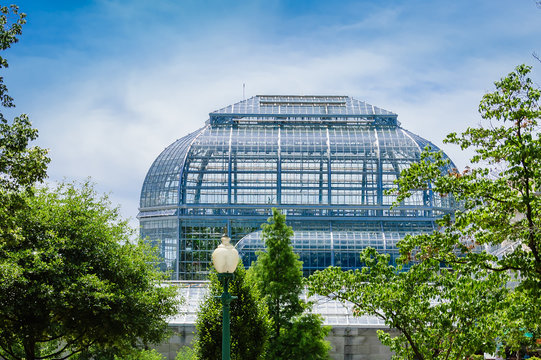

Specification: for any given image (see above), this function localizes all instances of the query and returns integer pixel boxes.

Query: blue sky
[4,0,541,227]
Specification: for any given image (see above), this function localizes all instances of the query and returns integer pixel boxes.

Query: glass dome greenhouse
[139,95,457,280]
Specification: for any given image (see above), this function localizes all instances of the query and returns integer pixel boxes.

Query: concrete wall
[156,324,394,360]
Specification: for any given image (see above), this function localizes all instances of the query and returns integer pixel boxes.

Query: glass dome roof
[139,95,457,280]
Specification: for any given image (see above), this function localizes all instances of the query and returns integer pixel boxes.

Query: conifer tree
[251,208,330,360]
[195,260,268,360]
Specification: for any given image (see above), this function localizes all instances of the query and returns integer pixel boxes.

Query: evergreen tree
[251,208,330,360]
[195,260,268,360]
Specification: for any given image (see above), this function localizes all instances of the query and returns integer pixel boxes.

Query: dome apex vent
[209,95,397,125]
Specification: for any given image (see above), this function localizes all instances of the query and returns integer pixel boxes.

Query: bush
[467,355,484,360]
[115,349,165,360]
[73,347,166,360]
[175,346,195,360]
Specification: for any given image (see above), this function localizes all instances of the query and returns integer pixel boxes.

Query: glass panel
[140,218,178,277]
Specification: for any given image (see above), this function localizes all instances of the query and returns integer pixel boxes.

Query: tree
[309,65,541,358]
[0,4,49,194]
[330,64,541,356]
[270,312,331,360]
[393,65,541,351]
[308,248,508,360]
[0,182,179,360]
[251,208,330,360]
[0,5,25,110]
[394,64,541,289]
[0,4,49,242]
[194,260,269,360]
[0,5,178,360]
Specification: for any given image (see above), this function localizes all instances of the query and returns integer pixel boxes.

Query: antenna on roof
[243,83,246,101]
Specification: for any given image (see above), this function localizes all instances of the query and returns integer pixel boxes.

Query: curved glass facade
[139,95,456,279]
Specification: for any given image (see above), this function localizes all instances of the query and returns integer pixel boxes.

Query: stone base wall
[156,324,394,360]
[327,327,394,360]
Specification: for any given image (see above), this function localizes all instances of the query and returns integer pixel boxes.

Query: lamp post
[212,232,239,360]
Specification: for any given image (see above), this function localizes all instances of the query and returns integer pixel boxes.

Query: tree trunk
[23,338,36,360]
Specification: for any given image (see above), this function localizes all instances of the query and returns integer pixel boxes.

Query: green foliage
[310,64,541,359]
[195,260,268,360]
[0,6,176,360]
[0,5,26,108]
[0,4,50,243]
[467,355,484,360]
[308,248,508,360]
[175,346,195,360]
[251,208,330,360]
[114,349,166,360]
[73,346,166,360]
[395,64,541,284]
[391,64,541,353]
[0,4,49,193]
[0,112,50,247]
[251,208,304,338]
[499,288,541,356]
[0,182,180,360]
[0,113,49,193]
[275,313,331,360]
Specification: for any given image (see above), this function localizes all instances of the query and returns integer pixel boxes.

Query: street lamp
[212,232,239,360]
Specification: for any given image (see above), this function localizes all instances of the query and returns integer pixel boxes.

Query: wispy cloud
[5,0,541,227]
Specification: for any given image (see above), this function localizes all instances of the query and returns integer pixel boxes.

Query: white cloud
[11,0,540,229]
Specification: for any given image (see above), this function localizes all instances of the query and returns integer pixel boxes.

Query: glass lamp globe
[212,234,239,273]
